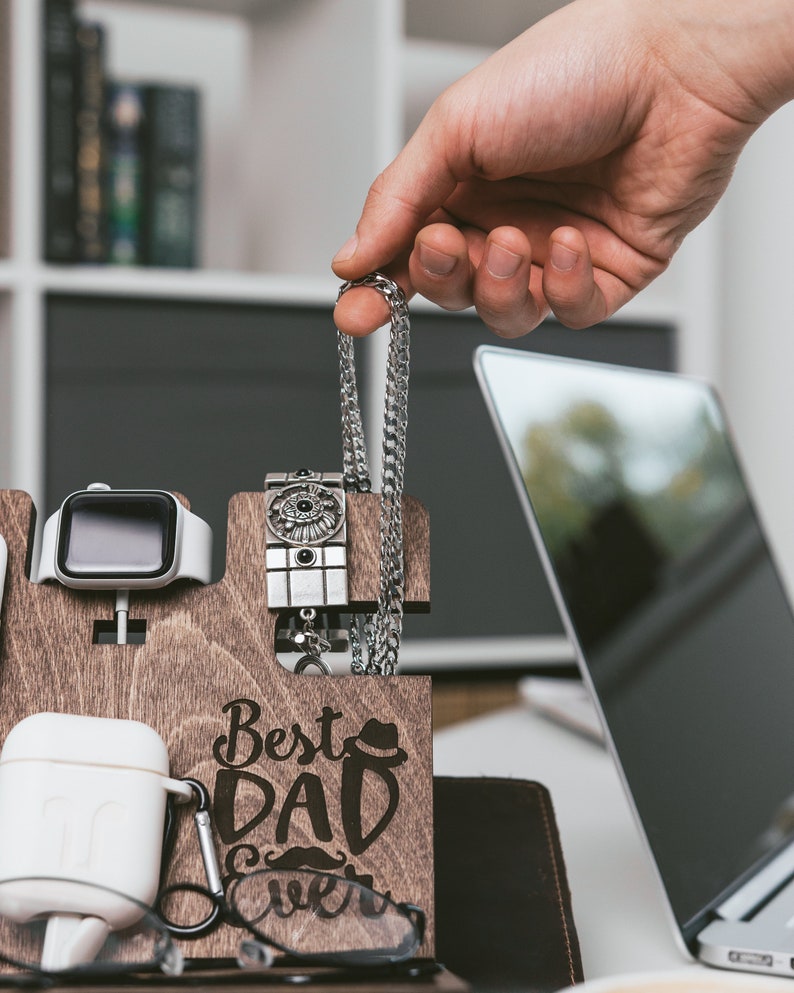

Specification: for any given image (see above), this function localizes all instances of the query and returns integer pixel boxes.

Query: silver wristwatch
[264,470,348,610]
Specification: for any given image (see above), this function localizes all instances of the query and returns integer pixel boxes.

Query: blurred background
[1,0,793,720]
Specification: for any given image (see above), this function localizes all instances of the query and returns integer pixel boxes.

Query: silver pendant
[264,470,348,610]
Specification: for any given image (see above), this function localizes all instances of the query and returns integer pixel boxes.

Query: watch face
[267,481,345,546]
[57,492,178,580]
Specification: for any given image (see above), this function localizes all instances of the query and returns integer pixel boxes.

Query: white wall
[720,102,794,591]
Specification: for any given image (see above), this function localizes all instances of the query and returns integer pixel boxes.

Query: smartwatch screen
[58,492,178,580]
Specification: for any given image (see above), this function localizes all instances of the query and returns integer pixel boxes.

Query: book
[74,21,106,263]
[42,0,78,262]
[41,1,202,269]
[104,82,145,266]
[141,84,200,268]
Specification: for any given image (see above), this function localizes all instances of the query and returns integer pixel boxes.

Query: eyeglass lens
[229,869,422,966]
[0,878,180,978]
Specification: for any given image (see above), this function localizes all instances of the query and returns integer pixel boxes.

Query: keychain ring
[156,881,222,939]
[158,778,225,939]
[294,654,332,676]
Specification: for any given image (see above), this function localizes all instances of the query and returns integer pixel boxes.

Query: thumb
[331,122,459,281]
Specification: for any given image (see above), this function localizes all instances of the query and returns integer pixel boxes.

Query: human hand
[333,0,794,337]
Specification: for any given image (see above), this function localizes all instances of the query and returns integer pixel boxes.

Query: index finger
[333,256,413,337]
[334,285,392,337]
[331,113,460,285]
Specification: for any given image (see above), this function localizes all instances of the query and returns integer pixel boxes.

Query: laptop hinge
[716,842,794,921]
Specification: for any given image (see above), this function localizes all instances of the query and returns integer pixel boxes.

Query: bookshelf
[0,0,724,667]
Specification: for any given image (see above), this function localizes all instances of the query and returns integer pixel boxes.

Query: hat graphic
[343,719,407,765]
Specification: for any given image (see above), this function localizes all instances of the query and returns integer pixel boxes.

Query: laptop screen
[476,346,794,943]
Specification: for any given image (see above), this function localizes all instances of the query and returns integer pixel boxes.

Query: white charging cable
[114,590,130,645]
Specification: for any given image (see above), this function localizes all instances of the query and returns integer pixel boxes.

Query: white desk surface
[433,702,696,982]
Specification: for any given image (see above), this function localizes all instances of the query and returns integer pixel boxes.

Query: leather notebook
[434,777,583,992]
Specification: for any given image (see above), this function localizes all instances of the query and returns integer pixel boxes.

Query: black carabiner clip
[158,777,225,939]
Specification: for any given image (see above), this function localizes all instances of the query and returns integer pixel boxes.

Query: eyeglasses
[0,872,431,987]
[159,868,427,971]
[0,876,182,984]
[235,868,425,967]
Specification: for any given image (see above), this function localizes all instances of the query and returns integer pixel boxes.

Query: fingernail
[418,243,457,276]
[486,243,521,279]
[333,234,359,264]
[550,241,579,272]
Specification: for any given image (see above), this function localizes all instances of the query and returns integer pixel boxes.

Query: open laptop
[475,345,794,978]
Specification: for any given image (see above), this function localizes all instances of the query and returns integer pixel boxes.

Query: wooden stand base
[35,964,469,992]
[0,488,436,968]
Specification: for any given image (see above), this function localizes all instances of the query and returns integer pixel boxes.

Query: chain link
[337,318,372,495]
[337,273,410,676]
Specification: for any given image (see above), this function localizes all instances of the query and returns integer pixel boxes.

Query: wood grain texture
[0,489,434,965]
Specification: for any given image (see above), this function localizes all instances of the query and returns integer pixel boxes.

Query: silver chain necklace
[336,273,410,676]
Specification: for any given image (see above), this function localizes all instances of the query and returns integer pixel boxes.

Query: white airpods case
[0,712,191,923]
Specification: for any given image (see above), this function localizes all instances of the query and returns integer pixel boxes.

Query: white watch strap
[178,506,213,585]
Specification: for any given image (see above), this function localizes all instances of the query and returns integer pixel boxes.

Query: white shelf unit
[2,0,405,508]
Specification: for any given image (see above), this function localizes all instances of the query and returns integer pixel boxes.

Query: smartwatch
[264,470,348,609]
[36,483,213,589]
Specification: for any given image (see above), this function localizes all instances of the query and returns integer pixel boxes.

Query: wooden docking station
[0,486,454,985]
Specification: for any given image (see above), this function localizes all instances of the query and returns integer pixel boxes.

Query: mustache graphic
[264,847,348,871]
